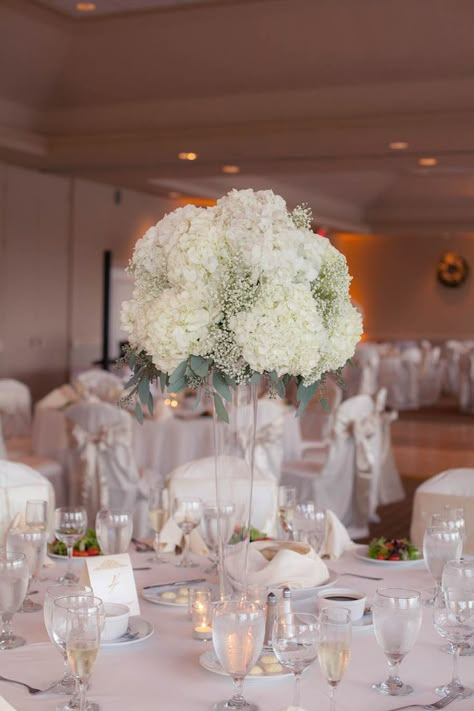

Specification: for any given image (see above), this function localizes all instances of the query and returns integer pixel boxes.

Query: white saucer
[199,650,293,680]
[101,616,154,647]
[352,612,374,634]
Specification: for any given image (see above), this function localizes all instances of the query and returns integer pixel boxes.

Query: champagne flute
[212,599,265,711]
[44,584,93,695]
[319,607,351,711]
[173,497,203,568]
[201,502,236,574]
[0,551,29,649]
[95,509,133,555]
[7,529,47,612]
[55,507,88,584]
[441,560,474,657]
[423,523,462,606]
[148,487,169,564]
[278,485,296,540]
[272,612,319,711]
[66,604,102,711]
[372,588,422,696]
[433,586,474,698]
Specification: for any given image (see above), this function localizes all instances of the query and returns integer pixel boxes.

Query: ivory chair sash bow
[74,370,123,403]
[0,379,32,439]
[373,388,405,511]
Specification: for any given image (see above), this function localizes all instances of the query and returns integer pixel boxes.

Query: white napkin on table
[159,517,208,556]
[319,509,356,559]
[225,540,329,590]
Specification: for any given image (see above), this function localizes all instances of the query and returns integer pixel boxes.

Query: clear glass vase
[211,381,258,600]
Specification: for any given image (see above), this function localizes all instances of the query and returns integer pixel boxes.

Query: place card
[0,698,18,711]
[80,553,140,616]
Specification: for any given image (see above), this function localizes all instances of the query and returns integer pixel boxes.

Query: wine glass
[441,560,474,657]
[318,607,352,711]
[294,505,326,552]
[173,497,203,568]
[147,487,169,564]
[0,551,29,649]
[433,587,474,698]
[65,603,103,711]
[423,523,462,605]
[201,502,236,574]
[44,584,93,695]
[52,595,104,711]
[26,499,48,581]
[212,599,265,711]
[433,508,466,545]
[278,485,296,540]
[55,507,88,584]
[7,528,47,612]
[95,509,133,555]
[372,588,422,696]
[272,612,319,711]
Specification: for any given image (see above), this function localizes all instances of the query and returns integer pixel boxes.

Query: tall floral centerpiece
[120,189,362,590]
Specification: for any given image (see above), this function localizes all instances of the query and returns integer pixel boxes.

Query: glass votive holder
[192,600,212,641]
[188,586,211,618]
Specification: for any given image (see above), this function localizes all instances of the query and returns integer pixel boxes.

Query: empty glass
[0,551,29,649]
[272,612,319,711]
[372,588,422,696]
[318,607,352,711]
[95,509,133,555]
[433,587,474,698]
[278,485,296,540]
[441,560,474,657]
[44,584,93,695]
[148,486,169,564]
[7,528,47,612]
[201,502,236,574]
[423,523,462,605]
[212,599,265,711]
[54,507,88,584]
[293,505,326,552]
[173,497,203,568]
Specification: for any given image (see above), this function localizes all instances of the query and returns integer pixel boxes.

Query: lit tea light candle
[188,587,211,618]
[192,600,212,640]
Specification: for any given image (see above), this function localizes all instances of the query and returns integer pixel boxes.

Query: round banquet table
[1,551,473,711]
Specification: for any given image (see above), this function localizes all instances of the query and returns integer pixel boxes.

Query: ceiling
[3,0,474,234]
[33,0,242,18]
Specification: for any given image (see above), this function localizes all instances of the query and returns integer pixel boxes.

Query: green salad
[368,537,420,561]
[49,529,101,557]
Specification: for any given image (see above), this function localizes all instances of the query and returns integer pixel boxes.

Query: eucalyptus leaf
[270,371,285,398]
[213,370,232,402]
[190,355,210,378]
[320,397,329,413]
[169,360,188,385]
[124,369,143,389]
[193,390,202,411]
[147,391,154,416]
[129,351,136,369]
[170,377,187,394]
[159,371,167,393]
[213,392,229,423]
[135,403,144,425]
[138,377,149,406]
[249,372,261,385]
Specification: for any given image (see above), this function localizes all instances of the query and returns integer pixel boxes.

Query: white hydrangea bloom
[128,224,167,303]
[323,301,364,372]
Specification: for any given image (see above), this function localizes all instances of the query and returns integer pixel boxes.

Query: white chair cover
[0,460,55,540]
[74,370,123,402]
[378,347,421,410]
[410,468,474,554]
[64,402,142,526]
[373,388,405,510]
[167,455,278,537]
[443,340,474,395]
[355,343,380,396]
[0,421,5,459]
[299,377,342,444]
[0,379,32,439]
[419,346,445,407]
[458,350,474,414]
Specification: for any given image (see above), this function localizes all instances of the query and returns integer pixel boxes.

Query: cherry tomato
[87,548,100,556]
[389,554,400,561]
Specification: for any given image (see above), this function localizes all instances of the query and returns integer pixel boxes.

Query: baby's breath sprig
[290,203,313,230]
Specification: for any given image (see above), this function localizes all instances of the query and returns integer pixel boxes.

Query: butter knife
[143,578,206,591]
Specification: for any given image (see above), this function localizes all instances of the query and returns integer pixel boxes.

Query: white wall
[0,162,175,398]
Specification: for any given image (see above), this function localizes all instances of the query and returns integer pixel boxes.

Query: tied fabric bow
[233,415,284,480]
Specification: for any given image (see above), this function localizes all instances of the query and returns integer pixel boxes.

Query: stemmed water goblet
[95,509,133,555]
[423,523,462,606]
[212,599,265,711]
[44,584,93,695]
[0,551,29,649]
[147,486,169,564]
[318,607,352,711]
[55,507,88,584]
[173,497,203,568]
[7,528,47,612]
[201,502,236,574]
[278,485,296,540]
[372,588,422,696]
[26,499,49,581]
[293,504,326,553]
[441,559,474,657]
[433,586,474,698]
[52,594,105,711]
[272,612,319,711]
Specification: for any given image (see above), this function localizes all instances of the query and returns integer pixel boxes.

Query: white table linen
[1,549,473,710]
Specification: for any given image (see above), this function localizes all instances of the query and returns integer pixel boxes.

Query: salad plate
[101,617,154,647]
[47,529,101,559]
[141,581,211,607]
[352,543,423,567]
[199,650,293,680]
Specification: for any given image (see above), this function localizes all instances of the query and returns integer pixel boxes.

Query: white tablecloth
[1,550,473,710]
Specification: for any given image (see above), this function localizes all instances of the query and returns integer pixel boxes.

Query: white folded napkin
[225,540,329,590]
[319,509,356,559]
[159,517,208,556]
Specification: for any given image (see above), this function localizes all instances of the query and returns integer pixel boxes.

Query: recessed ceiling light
[222,165,240,174]
[389,141,409,150]
[76,2,96,11]
[418,157,438,167]
[168,191,181,199]
[178,152,198,161]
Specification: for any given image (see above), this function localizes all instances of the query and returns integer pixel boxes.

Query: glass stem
[1,613,12,641]
[182,531,190,566]
[78,677,87,711]
[451,644,462,687]
[230,676,246,707]
[293,671,302,708]
[66,544,74,576]
[328,683,337,711]
[387,658,402,688]
[154,532,161,561]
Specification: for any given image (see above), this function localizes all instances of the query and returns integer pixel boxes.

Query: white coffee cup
[102,603,130,641]
[317,587,366,621]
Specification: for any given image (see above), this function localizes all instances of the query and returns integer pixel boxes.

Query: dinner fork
[388,690,461,711]
[0,674,46,695]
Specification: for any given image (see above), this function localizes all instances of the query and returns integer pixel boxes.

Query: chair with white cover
[0,459,55,540]
[298,376,342,445]
[74,370,123,402]
[0,379,32,440]
[458,350,474,414]
[378,346,422,410]
[419,346,445,407]
[64,402,147,534]
[410,468,474,554]
[281,394,380,539]
[373,388,405,513]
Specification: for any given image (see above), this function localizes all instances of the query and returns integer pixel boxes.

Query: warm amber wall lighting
[76,2,96,10]
[178,152,198,161]
[418,157,438,167]
[389,141,409,150]
[222,165,240,174]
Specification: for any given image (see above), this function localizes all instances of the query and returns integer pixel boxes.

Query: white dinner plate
[141,582,210,607]
[47,552,100,561]
[199,650,293,680]
[101,616,154,647]
[352,545,423,567]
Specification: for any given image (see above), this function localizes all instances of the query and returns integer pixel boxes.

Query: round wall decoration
[437,251,469,288]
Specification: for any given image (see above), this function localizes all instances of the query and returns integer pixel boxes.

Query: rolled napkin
[225,539,329,590]
[159,517,208,556]
[319,509,356,559]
